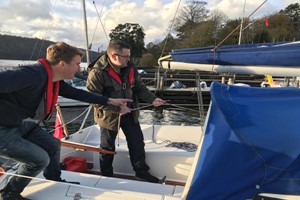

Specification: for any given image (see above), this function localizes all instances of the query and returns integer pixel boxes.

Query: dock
[138,69,265,107]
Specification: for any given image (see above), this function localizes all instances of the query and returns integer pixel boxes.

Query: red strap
[108,66,134,85]
[108,66,122,85]
[38,58,60,116]
[128,68,134,84]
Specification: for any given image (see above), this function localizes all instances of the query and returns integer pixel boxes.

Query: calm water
[48,106,205,134]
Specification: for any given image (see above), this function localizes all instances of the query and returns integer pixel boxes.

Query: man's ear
[111,54,117,61]
[59,60,65,67]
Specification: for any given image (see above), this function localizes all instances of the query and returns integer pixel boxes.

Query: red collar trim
[107,66,134,85]
[38,58,60,115]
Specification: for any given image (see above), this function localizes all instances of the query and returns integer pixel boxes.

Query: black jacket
[87,54,156,131]
[0,62,109,127]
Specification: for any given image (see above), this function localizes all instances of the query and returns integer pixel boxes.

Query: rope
[165,103,201,113]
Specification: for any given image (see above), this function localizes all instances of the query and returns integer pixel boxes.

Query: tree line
[0,35,100,63]
[138,1,300,67]
[1,1,299,68]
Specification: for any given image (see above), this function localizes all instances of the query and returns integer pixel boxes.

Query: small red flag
[263,17,269,27]
[53,111,63,139]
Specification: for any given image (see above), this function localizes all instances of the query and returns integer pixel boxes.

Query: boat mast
[238,0,247,45]
[82,0,90,65]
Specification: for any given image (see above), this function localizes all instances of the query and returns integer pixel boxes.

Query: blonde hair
[46,42,84,65]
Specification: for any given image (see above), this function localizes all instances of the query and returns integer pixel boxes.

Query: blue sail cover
[171,41,300,66]
[187,81,300,200]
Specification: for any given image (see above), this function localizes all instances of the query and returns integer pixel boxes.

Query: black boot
[135,171,160,183]
[58,178,80,185]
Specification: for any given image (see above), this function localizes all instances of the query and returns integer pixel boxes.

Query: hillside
[0,34,99,62]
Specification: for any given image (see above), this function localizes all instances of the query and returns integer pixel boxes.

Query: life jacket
[107,66,134,89]
[37,58,60,120]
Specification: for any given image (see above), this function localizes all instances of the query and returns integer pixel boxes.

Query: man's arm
[59,81,131,107]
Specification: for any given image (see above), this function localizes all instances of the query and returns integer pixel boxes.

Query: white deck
[22,170,183,200]
[60,124,202,183]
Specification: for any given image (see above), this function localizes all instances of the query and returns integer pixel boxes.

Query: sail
[186,81,300,199]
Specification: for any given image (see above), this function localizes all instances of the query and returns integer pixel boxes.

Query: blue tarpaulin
[186,81,300,200]
[171,42,300,66]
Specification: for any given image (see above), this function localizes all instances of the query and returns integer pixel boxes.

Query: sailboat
[2,0,300,199]
[2,81,300,199]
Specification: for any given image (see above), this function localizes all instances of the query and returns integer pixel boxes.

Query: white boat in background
[57,77,89,107]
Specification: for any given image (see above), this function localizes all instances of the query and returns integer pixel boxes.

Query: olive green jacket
[86,54,156,131]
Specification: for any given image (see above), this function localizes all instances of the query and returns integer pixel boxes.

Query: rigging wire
[90,0,109,48]
[212,0,268,51]
[29,0,58,60]
[159,0,182,58]
[92,0,110,43]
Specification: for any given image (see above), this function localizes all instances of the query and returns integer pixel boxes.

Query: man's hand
[120,105,131,115]
[152,98,166,107]
[108,98,133,106]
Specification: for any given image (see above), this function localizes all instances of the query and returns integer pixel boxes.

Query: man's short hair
[46,42,84,65]
[107,40,131,55]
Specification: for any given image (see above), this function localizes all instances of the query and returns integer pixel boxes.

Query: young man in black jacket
[0,42,131,200]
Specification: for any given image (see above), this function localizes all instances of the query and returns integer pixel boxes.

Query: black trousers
[99,114,150,176]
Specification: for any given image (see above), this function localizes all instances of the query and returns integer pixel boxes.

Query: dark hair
[107,40,131,55]
[46,42,84,65]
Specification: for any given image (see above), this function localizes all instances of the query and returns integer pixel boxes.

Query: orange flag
[53,111,63,139]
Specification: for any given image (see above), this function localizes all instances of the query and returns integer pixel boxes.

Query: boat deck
[21,170,184,200]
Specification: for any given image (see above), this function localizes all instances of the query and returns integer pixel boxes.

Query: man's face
[111,48,131,68]
[61,55,81,79]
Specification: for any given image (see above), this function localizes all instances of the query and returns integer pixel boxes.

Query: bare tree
[174,0,209,39]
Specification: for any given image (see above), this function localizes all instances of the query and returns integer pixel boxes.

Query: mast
[238,0,247,45]
[82,0,90,65]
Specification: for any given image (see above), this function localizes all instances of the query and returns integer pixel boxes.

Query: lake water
[0,59,207,132]
[48,105,206,134]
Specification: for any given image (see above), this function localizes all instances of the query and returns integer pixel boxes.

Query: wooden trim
[61,140,116,155]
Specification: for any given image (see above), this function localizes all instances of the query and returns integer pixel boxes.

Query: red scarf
[38,58,60,116]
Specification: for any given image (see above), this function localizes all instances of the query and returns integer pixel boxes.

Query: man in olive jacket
[87,40,165,183]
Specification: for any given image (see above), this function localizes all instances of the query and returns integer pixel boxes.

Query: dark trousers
[99,114,149,176]
[0,119,61,194]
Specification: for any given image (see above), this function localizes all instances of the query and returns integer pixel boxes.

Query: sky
[0,0,297,52]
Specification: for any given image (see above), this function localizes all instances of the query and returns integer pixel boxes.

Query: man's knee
[34,151,50,170]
